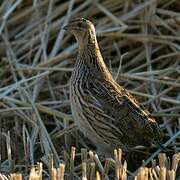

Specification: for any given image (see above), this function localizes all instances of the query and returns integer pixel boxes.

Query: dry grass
[1,148,180,179]
[0,0,180,179]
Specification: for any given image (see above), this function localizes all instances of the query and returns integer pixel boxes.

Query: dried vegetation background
[0,0,180,179]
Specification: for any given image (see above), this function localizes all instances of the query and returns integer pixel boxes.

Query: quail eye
[78,22,88,29]
[77,22,82,28]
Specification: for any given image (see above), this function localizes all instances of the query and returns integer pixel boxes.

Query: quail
[63,18,162,155]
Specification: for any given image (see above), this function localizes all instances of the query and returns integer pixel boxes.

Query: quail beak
[63,24,75,31]
[63,25,69,31]
[63,24,83,32]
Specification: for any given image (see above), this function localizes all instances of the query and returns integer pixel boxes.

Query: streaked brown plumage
[64,18,162,155]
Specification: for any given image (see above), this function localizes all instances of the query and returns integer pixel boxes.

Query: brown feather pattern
[64,18,163,154]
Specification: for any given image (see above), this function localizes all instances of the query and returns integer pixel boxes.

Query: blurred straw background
[0,0,180,179]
